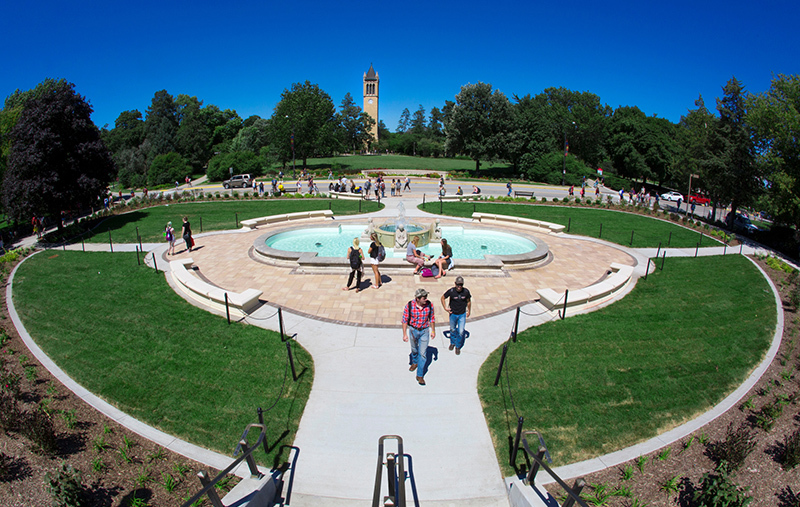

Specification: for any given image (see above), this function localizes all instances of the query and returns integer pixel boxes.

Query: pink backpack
[420,268,434,277]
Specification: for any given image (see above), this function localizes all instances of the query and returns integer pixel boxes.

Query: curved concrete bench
[240,210,333,230]
[437,194,482,201]
[170,258,262,317]
[328,191,368,200]
[537,262,634,311]
[472,212,565,234]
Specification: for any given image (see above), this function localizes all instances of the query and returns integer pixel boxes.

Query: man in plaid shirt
[402,288,436,385]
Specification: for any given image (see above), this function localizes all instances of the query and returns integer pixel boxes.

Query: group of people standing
[164,217,194,255]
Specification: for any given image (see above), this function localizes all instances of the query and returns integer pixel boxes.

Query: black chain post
[224,293,231,325]
[494,342,509,387]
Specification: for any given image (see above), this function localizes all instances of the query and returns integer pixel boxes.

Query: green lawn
[82,199,382,244]
[479,255,775,472]
[421,201,723,249]
[13,251,312,466]
[292,154,511,173]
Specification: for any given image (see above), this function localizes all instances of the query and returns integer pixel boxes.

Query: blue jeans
[449,312,466,349]
[408,326,430,377]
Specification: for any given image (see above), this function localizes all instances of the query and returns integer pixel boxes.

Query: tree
[445,82,512,171]
[269,81,337,169]
[396,108,411,133]
[148,152,191,186]
[607,106,677,185]
[144,90,178,161]
[706,77,760,225]
[0,78,68,184]
[337,92,375,153]
[2,81,114,226]
[747,74,800,229]
[677,96,720,209]
[175,95,212,173]
[410,105,427,135]
[428,107,445,138]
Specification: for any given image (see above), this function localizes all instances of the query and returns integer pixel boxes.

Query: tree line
[0,75,798,232]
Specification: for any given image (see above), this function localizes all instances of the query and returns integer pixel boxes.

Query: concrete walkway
[6,196,787,506]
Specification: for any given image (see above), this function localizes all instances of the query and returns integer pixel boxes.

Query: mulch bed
[0,262,239,506]
[545,257,800,506]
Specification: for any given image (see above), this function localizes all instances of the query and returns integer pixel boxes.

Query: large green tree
[0,78,68,185]
[747,74,800,229]
[144,90,178,161]
[706,77,761,225]
[2,81,114,225]
[336,92,375,153]
[269,81,337,169]
[445,82,512,171]
[607,106,677,185]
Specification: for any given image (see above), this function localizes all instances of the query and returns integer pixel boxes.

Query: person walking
[342,238,364,292]
[181,216,193,252]
[403,176,411,191]
[165,221,176,255]
[368,233,384,289]
[507,181,512,196]
[441,276,471,355]
[402,288,436,385]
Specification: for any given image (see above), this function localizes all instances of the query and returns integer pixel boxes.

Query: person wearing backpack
[165,221,176,255]
[368,233,385,289]
[401,288,436,385]
[342,238,364,292]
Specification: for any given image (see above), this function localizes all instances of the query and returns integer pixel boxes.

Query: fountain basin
[253,223,550,273]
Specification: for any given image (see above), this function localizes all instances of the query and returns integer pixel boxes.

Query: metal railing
[181,423,299,507]
[512,428,588,507]
[372,435,420,507]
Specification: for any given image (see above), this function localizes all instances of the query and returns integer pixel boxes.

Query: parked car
[688,193,711,205]
[660,191,684,202]
[223,174,251,189]
[732,214,760,233]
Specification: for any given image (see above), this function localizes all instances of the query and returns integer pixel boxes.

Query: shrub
[22,410,59,455]
[0,393,20,431]
[46,462,86,507]
[147,152,190,186]
[708,423,757,471]
[782,428,800,470]
[0,451,12,482]
[692,461,752,507]
[754,398,784,431]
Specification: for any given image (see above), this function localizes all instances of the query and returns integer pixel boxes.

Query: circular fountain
[253,200,550,273]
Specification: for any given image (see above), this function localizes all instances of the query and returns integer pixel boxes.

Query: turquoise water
[265,225,536,259]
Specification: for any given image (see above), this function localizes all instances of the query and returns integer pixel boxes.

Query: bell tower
[363,64,379,143]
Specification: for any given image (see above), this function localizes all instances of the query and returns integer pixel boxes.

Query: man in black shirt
[441,276,472,355]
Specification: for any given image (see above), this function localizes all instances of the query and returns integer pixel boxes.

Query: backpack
[377,245,386,262]
[420,268,434,278]
[349,248,361,269]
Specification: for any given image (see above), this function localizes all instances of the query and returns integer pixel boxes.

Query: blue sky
[2,0,798,132]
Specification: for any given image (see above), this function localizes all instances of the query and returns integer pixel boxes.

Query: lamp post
[562,121,576,186]
[687,173,699,214]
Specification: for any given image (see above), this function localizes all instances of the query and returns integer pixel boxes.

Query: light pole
[562,121,576,186]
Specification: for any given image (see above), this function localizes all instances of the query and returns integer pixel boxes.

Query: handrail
[519,431,588,507]
[372,435,406,507]
[180,423,267,507]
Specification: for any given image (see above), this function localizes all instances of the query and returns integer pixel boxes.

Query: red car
[688,194,711,205]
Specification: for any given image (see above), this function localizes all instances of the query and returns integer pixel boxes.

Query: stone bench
[240,210,333,230]
[471,212,565,234]
[329,190,368,200]
[437,194,482,201]
[170,258,262,317]
[536,262,634,311]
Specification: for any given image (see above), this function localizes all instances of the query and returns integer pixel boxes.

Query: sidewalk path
[7,196,787,506]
